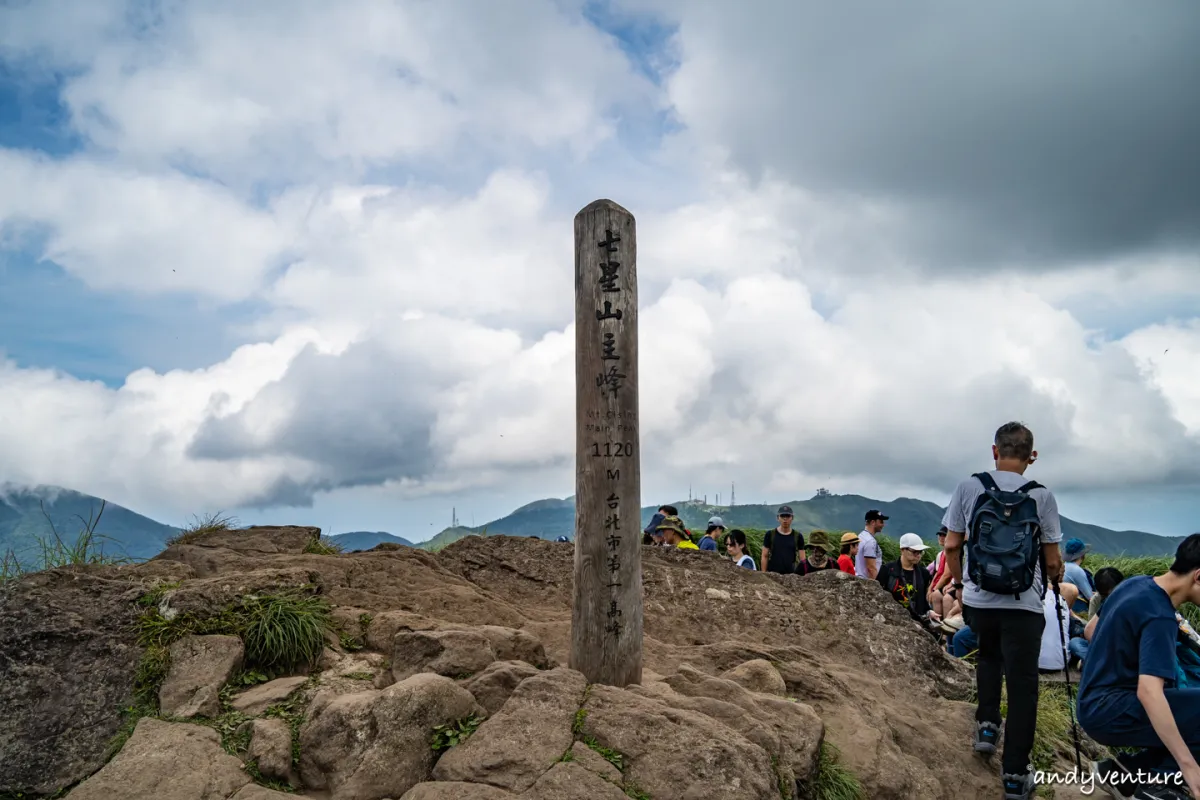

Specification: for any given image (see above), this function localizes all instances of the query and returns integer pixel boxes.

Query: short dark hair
[1169,534,1200,575]
[727,529,748,550]
[840,542,853,555]
[994,422,1035,461]
[660,505,678,516]
[1094,566,1125,596]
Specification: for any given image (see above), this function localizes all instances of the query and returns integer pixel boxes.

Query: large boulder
[0,569,143,795]
[579,683,778,800]
[159,634,245,718]
[462,661,542,715]
[392,629,497,681]
[64,717,251,800]
[523,763,627,800]
[299,673,485,800]
[432,668,586,791]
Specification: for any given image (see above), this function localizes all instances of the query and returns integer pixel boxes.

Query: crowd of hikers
[639,422,1200,800]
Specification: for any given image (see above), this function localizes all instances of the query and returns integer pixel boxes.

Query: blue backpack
[966,472,1045,599]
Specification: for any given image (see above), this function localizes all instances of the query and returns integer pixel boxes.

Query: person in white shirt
[854,509,887,579]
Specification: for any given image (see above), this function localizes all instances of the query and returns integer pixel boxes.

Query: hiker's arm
[760,546,769,572]
[1043,541,1064,586]
[943,530,965,585]
[865,556,877,580]
[1137,675,1199,775]
[1083,613,1099,641]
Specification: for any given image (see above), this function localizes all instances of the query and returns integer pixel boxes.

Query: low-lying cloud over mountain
[1,1,1197,536]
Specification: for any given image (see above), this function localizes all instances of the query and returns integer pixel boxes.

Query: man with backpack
[941,422,1064,800]
[761,505,806,574]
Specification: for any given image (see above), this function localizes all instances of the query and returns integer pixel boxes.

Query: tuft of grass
[771,754,793,800]
[343,671,374,681]
[623,786,651,800]
[238,592,332,672]
[167,512,238,547]
[557,747,575,763]
[1031,684,1077,773]
[339,632,364,652]
[303,537,343,556]
[809,741,865,800]
[431,716,482,752]
[572,707,588,734]
[2,499,128,584]
[581,736,624,771]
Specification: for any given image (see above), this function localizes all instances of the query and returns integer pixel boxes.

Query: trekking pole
[1053,581,1084,772]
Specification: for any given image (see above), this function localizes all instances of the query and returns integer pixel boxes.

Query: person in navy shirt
[1077,534,1200,798]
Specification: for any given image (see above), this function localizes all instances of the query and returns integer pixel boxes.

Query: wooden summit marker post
[570,199,642,687]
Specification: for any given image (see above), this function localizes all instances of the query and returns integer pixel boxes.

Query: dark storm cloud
[189,341,440,505]
[670,0,1200,268]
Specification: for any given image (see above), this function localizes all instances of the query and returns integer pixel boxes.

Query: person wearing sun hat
[656,516,698,550]
[838,532,859,575]
[877,533,935,623]
[798,530,840,574]
[1061,537,1094,613]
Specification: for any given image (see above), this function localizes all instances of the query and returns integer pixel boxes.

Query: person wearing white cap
[700,516,724,552]
[876,533,936,624]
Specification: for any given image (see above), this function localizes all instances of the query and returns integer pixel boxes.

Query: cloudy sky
[1,0,1198,540]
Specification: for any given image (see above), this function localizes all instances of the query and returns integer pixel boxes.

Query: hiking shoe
[1001,769,1037,800]
[973,720,1000,755]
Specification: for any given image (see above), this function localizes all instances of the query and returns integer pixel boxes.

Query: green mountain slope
[421,492,1190,557]
[0,484,179,565]
[330,531,416,550]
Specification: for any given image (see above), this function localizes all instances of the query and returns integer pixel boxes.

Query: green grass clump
[1031,684,1076,772]
[581,735,624,771]
[237,593,332,672]
[302,537,343,556]
[572,707,588,734]
[431,716,482,752]
[166,512,238,547]
[1,500,128,584]
[810,741,865,800]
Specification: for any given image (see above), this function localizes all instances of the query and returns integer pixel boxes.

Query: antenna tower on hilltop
[452,507,458,527]
[731,482,735,507]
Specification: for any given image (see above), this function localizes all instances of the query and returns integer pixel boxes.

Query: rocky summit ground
[0,526,1082,800]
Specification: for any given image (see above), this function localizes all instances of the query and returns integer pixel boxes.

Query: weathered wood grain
[569,198,642,687]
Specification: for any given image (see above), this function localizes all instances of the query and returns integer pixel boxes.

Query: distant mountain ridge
[330,531,415,550]
[0,484,179,564]
[419,492,1192,557]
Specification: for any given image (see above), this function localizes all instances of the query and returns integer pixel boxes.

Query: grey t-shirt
[941,469,1062,615]
[854,529,880,578]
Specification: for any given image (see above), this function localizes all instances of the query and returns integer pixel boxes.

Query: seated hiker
[929,527,963,622]
[798,530,840,574]
[1077,534,1200,799]
[1061,537,1095,614]
[725,529,756,570]
[950,622,978,658]
[1070,566,1125,666]
[700,516,724,552]
[656,516,698,550]
[877,533,936,624]
[837,533,859,574]
[1037,581,1078,674]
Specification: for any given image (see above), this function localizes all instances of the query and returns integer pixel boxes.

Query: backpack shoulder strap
[1017,480,1043,493]
[973,472,999,492]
